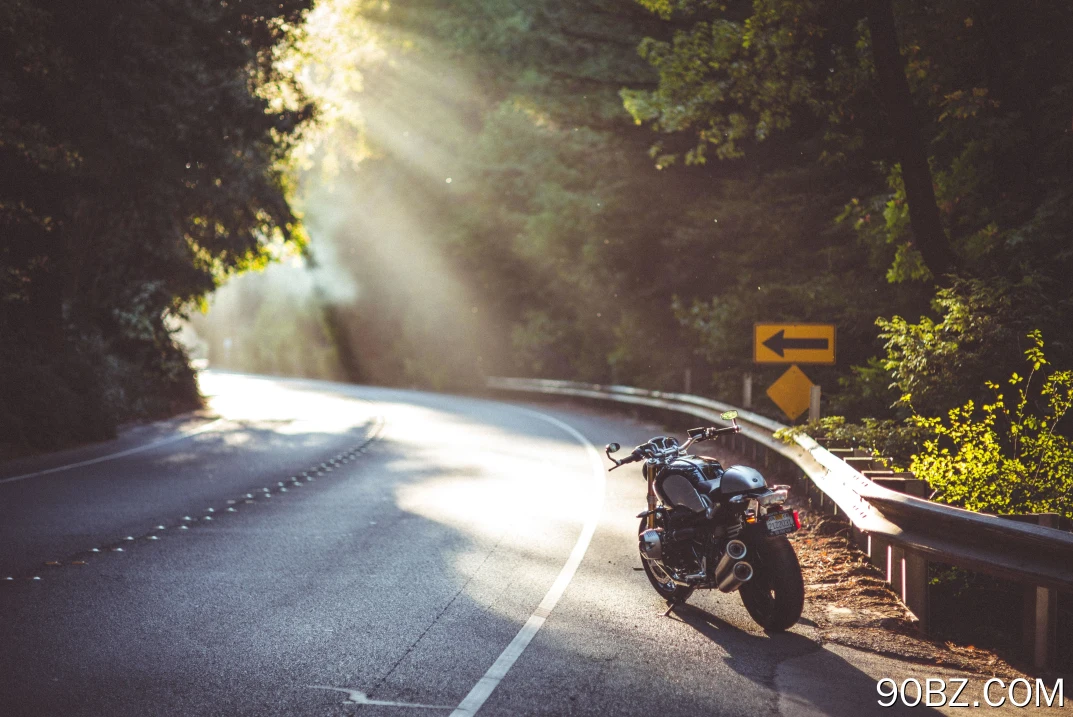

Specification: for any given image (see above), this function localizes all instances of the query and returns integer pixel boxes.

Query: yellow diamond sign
[766,365,815,421]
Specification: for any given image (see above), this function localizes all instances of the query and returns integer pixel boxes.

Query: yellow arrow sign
[754,323,836,364]
[766,365,815,421]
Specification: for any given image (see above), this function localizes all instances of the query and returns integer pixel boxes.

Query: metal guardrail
[486,376,1073,669]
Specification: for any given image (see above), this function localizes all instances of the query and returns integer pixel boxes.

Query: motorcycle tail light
[758,489,788,506]
[792,510,802,531]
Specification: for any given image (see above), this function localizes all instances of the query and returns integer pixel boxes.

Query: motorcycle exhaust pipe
[713,540,747,583]
[639,529,663,561]
[717,560,753,593]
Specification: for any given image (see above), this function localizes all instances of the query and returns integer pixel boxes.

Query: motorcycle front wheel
[638,517,694,602]
[738,535,805,632]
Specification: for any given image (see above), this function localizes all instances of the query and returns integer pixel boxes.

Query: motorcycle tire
[638,517,694,603]
[738,535,805,632]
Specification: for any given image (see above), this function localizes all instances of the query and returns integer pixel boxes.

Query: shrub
[909,330,1073,519]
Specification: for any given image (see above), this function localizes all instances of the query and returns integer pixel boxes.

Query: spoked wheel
[738,535,805,632]
[638,517,693,603]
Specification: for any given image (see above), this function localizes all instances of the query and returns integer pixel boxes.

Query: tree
[620,0,960,277]
[0,0,315,451]
[865,0,953,276]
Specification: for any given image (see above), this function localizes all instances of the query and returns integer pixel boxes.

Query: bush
[876,278,1019,417]
[0,326,201,458]
[775,415,932,469]
[909,330,1073,519]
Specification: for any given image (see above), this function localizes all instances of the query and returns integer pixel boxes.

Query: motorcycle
[606,411,805,631]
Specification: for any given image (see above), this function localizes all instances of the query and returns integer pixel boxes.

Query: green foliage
[622,0,847,163]
[909,331,1073,519]
[185,0,1073,473]
[836,166,932,284]
[0,0,314,451]
[0,328,199,456]
[876,278,1018,416]
[626,0,1073,285]
[776,415,931,469]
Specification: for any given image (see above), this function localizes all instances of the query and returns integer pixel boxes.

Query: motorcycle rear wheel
[638,517,694,602]
[738,535,804,632]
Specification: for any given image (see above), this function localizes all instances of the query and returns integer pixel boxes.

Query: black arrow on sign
[762,330,829,357]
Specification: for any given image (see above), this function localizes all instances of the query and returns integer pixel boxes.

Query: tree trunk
[867,0,956,279]
[316,293,366,385]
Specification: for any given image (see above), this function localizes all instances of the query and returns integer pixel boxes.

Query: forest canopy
[195,0,1073,413]
[5,0,1073,518]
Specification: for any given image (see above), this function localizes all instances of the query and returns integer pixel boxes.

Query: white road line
[449,407,607,717]
[310,686,453,709]
[0,419,226,486]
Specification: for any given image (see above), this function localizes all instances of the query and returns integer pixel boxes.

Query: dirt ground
[787,508,1039,679]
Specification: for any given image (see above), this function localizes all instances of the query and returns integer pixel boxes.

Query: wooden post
[743,373,753,409]
[684,368,692,395]
[808,384,821,422]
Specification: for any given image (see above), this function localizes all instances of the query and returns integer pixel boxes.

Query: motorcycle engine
[639,527,696,570]
[660,533,703,572]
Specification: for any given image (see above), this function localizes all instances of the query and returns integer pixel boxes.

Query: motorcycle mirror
[605,442,620,454]
[720,410,739,421]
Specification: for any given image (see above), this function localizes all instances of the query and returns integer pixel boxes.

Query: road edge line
[449,406,606,717]
[0,418,226,486]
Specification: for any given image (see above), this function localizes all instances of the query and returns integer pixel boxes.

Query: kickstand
[662,600,680,617]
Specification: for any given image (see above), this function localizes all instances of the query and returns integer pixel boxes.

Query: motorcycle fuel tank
[655,457,723,512]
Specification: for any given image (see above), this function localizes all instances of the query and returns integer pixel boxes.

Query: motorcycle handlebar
[607,423,739,471]
[607,448,643,470]
[707,425,741,438]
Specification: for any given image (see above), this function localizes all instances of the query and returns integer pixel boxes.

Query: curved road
[0,373,998,716]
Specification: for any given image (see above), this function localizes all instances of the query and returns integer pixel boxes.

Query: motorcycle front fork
[645,462,657,530]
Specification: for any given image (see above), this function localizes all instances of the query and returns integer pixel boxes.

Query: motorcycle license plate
[764,511,797,536]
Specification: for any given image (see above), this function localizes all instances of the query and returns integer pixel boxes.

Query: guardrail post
[1023,585,1057,669]
[867,534,889,570]
[850,524,867,550]
[1019,514,1059,669]
[888,545,904,597]
[903,549,929,633]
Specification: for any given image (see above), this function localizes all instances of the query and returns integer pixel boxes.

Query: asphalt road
[0,372,1026,716]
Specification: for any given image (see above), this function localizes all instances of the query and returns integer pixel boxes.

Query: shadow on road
[671,602,946,716]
